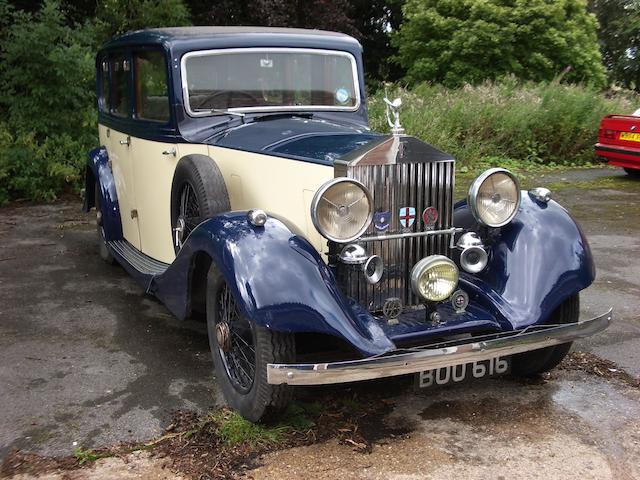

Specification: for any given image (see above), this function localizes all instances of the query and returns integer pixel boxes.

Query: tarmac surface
[0,167,639,478]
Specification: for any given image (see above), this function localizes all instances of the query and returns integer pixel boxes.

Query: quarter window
[110,55,130,117]
[135,50,170,122]
[99,59,109,112]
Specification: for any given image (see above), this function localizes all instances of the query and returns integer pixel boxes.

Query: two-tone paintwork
[88,188,595,357]
[86,27,599,358]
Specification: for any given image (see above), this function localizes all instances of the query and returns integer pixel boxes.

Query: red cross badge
[399,207,416,229]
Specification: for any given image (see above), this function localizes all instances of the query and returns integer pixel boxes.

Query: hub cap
[174,182,200,249]
[216,322,231,353]
[217,285,256,393]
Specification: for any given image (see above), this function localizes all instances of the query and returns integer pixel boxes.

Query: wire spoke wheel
[216,284,256,393]
[174,182,201,249]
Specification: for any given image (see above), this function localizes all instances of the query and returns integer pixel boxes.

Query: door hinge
[130,209,138,219]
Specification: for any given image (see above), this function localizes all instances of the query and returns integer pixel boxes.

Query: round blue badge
[335,88,350,104]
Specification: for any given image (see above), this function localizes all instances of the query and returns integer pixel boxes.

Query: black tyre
[624,167,640,178]
[171,155,230,252]
[206,269,294,421]
[511,294,579,376]
[95,183,115,264]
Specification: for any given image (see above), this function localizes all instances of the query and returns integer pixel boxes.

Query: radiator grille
[341,160,455,312]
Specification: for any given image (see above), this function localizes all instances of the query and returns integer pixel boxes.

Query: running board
[108,240,169,276]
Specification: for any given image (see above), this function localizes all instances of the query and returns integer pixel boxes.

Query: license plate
[416,356,510,389]
[620,131,640,142]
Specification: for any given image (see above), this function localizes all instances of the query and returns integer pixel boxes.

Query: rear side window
[110,55,130,117]
[98,59,109,112]
[135,50,170,122]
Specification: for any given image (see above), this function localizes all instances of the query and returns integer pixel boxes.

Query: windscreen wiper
[247,111,314,122]
[207,109,246,122]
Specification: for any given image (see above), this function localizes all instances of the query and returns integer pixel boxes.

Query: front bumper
[267,309,612,385]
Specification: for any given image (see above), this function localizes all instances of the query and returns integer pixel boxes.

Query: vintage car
[84,27,611,421]
[595,112,640,177]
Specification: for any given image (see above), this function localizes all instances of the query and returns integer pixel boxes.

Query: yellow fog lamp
[410,255,459,302]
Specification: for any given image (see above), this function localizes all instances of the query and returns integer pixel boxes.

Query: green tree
[589,0,640,91]
[349,0,404,82]
[394,0,607,87]
[0,0,97,201]
[95,0,191,42]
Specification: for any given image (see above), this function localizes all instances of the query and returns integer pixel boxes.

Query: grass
[212,402,319,446]
[73,447,111,465]
[368,78,638,170]
[212,410,289,446]
[70,401,321,465]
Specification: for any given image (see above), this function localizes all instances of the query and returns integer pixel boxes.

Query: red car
[595,111,640,177]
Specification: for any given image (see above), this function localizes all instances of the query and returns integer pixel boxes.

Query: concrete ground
[0,167,639,478]
[0,201,221,459]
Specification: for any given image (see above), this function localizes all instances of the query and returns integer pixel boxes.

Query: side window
[110,54,130,117]
[98,58,109,112]
[134,50,170,122]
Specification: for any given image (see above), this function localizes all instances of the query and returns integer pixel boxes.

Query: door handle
[162,147,177,157]
[119,136,130,146]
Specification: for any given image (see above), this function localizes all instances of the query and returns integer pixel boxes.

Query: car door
[130,49,178,264]
[107,52,141,249]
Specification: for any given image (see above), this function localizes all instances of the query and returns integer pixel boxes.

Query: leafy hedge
[369,79,637,169]
[0,0,97,203]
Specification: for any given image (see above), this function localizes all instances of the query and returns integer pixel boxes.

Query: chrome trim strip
[358,227,463,242]
[180,48,361,118]
[267,309,612,385]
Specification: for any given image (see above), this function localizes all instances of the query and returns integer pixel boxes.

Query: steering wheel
[194,90,261,110]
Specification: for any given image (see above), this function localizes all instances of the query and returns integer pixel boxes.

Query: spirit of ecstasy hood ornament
[384,97,405,136]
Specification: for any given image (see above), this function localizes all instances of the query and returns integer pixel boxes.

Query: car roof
[100,26,361,53]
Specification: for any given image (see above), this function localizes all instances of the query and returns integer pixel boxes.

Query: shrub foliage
[369,79,636,168]
[394,0,607,88]
[0,0,192,203]
[0,0,97,202]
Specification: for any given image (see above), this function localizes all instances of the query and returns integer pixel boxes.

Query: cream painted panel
[130,136,179,264]
[128,142,209,264]
[97,130,332,262]
[208,146,333,255]
[99,124,141,249]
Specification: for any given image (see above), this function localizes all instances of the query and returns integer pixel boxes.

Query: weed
[73,447,110,465]
[211,410,288,446]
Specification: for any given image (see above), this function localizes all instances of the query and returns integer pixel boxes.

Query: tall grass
[368,79,638,169]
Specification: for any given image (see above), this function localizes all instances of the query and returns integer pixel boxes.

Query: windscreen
[182,48,358,114]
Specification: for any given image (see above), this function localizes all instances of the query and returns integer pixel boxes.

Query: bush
[0,0,97,203]
[369,79,638,168]
[95,0,191,42]
[394,0,607,88]
[0,123,90,203]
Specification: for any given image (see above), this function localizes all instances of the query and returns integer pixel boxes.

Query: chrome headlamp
[468,168,521,227]
[311,178,373,243]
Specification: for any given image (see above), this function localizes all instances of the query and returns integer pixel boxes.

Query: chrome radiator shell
[334,135,456,312]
